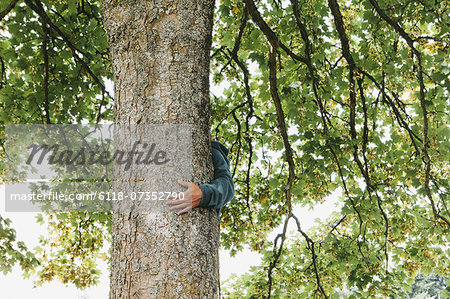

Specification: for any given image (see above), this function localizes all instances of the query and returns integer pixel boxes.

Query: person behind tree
[166,141,235,222]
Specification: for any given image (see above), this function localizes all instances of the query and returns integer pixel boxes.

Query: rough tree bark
[102,1,218,298]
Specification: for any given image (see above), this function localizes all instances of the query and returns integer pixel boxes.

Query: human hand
[166,180,202,215]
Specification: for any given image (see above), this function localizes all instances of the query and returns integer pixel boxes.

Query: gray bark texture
[101,0,219,298]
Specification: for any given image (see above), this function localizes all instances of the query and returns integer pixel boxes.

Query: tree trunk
[101,1,218,298]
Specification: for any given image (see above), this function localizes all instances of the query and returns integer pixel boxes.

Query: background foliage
[1,0,449,297]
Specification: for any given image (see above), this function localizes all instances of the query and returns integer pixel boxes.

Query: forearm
[199,176,234,209]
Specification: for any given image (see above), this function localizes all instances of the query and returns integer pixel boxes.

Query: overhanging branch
[39,3,51,124]
[0,0,19,22]
[368,0,450,228]
[25,0,112,122]
[244,0,307,63]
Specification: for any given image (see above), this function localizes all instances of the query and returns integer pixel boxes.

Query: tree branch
[244,0,307,63]
[0,0,19,22]
[328,0,391,267]
[0,55,6,88]
[327,0,356,69]
[220,6,249,72]
[39,3,51,124]
[268,48,296,191]
[292,214,328,298]
[360,70,422,152]
[25,0,112,121]
[264,46,313,298]
[292,0,366,257]
[368,0,450,228]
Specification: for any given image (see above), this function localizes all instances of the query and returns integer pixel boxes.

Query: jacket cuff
[199,184,211,207]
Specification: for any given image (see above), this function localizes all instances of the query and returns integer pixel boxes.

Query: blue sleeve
[198,148,234,209]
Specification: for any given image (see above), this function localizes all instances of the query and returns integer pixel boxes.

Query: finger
[167,198,189,208]
[177,180,191,188]
[167,192,184,200]
[168,202,188,211]
[166,198,188,206]
[177,206,192,215]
